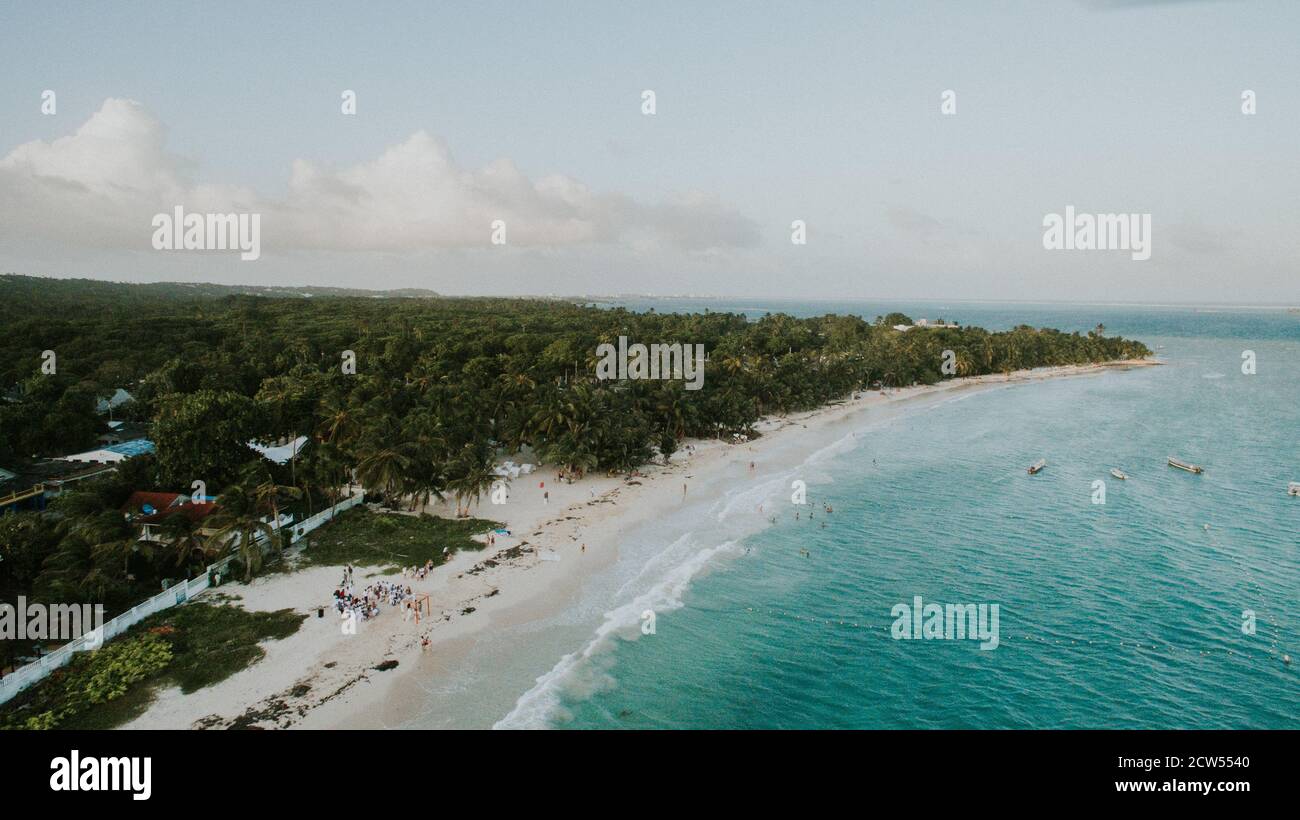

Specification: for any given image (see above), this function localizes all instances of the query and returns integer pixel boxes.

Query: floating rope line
[739,606,1295,666]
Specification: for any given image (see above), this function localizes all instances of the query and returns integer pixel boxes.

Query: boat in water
[1168,456,1204,474]
[1027,459,1046,475]
[1289,481,1300,496]
[1110,468,1128,480]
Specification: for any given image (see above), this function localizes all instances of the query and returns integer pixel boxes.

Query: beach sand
[122,360,1156,730]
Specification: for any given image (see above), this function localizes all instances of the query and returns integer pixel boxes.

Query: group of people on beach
[333,576,416,623]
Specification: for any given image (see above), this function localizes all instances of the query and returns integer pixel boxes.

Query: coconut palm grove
[0,273,1148,620]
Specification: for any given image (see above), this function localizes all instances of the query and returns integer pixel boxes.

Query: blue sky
[1,0,1297,303]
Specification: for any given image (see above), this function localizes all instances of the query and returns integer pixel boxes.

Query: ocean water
[480,302,1300,729]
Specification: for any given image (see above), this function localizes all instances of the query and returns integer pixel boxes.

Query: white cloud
[0,98,758,256]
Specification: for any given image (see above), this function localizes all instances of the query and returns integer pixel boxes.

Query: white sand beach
[122,360,1156,730]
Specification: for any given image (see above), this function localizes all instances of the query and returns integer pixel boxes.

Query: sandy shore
[123,359,1157,730]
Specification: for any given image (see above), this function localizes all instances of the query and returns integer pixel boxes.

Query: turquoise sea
[480,302,1300,729]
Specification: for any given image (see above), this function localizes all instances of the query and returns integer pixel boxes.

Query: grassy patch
[146,602,303,694]
[290,507,499,571]
[0,602,304,730]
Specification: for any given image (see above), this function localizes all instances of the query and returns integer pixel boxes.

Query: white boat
[1110,468,1128,480]
[1027,459,1046,475]
[1168,456,1204,474]
[1289,481,1300,496]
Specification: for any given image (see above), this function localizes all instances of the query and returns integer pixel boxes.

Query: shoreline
[123,359,1158,730]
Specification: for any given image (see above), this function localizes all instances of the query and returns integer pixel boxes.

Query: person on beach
[544,490,549,504]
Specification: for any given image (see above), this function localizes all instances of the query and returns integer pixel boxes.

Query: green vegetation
[2,463,167,624]
[0,602,304,730]
[0,459,302,624]
[292,506,498,571]
[0,274,1149,614]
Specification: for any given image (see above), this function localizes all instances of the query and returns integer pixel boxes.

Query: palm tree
[207,483,279,582]
[355,445,412,508]
[257,375,311,485]
[445,448,499,516]
[248,470,301,543]
[157,512,216,571]
[317,394,361,448]
[91,534,152,578]
[62,510,140,582]
[955,350,977,377]
[41,522,129,606]
[310,440,349,507]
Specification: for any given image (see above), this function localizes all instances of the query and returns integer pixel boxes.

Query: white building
[95,388,134,415]
[62,438,155,464]
[246,435,309,465]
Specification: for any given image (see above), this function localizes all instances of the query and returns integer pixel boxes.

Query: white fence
[0,493,364,707]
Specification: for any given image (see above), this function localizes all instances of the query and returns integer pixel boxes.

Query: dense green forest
[0,274,1149,618]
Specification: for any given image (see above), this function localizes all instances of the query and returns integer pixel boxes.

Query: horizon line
[4,272,1297,312]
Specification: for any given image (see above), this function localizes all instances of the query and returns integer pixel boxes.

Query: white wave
[714,474,789,522]
[494,537,740,729]
[496,418,871,729]
[804,428,861,465]
[612,531,696,600]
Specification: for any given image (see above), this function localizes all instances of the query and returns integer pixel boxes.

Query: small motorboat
[1027,459,1046,475]
[1110,468,1128,480]
[1168,456,1204,474]
[1288,481,1300,497]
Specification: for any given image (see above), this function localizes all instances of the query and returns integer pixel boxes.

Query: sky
[0,0,1297,303]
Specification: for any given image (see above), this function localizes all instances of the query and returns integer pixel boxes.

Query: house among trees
[120,491,218,544]
[891,317,962,332]
[61,438,155,465]
[246,435,309,466]
[95,387,134,416]
[97,420,150,446]
[0,460,120,514]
